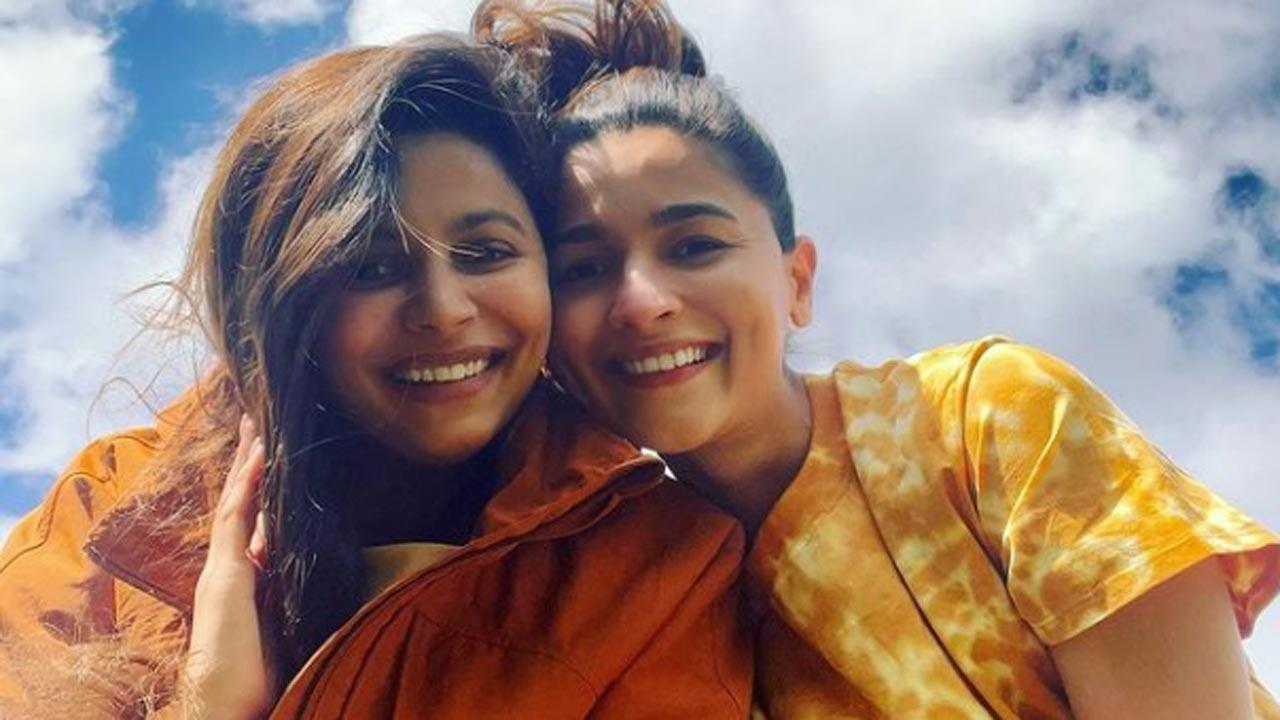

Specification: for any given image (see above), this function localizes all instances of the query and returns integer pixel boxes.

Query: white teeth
[621,346,709,376]
[395,358,490,384]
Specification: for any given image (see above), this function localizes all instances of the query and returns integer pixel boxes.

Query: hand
[182,415,275,719]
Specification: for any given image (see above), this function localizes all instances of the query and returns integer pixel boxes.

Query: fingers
[247,510,268,570]
[187,415,275,717]
[231,414,252,474]
[210,415,266,564]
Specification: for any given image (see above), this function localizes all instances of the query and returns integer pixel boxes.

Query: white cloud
[184,0,338,27]
[0,17,125,264]
[0,147,213,476]
[344,0,476,45]
[0,6,124,470]
[0,1,138,24]
[0,4,208,480]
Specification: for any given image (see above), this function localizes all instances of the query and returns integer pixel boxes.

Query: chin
[621,421,710,457]
[406,446,489,467]
[615,404,716,453]
[400,428,500,466]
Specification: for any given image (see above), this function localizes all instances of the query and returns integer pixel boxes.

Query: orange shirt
[0,384,752,718]
[749,338,1278,718]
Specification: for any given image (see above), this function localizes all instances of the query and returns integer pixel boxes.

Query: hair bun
[473,0,706,111]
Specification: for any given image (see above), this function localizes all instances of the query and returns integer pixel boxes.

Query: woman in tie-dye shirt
[480,0,1280,716]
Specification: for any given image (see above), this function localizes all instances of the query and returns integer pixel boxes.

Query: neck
[667,370,813,538]
[346,441,497,547]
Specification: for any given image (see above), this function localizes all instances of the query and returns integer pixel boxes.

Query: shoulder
[544,481,745,675]
[903,335,1074,397]
[948,338,1097,402]
[73,426,167,492]
[549,478,744,614]
[0,380,228,571]
[2,428,165,559]
[599,480,745,563]
[829,336,1093,410]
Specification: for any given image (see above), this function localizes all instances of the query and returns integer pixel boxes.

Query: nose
[402,263,478,335]
[607,263,679,331]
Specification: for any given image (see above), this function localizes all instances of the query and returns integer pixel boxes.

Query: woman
[477,1,1280,717]
[0,33,751,718]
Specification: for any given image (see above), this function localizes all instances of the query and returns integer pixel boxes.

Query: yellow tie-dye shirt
[749,338,1279,718]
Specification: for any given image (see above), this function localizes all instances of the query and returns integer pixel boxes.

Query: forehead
[395,133,529,221]
[558,126,764,228]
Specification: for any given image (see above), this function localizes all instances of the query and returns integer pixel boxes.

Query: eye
[553,256,612,287]
[669,235,731,263]
[451,240,518,272]
[349,253,411,290]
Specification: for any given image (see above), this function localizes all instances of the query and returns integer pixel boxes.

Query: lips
[394,357,490,385]
[388,349,505,387]
[608,341,722,388]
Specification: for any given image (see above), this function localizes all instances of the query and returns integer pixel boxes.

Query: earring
[540,364,563,391]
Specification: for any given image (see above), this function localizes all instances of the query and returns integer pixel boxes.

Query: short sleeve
[962,342,1279,645]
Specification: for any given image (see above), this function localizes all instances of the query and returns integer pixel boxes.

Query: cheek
[715,276,791,355]
[324,297,388,364]
[482,268,552,351]
[319,298,393,407]
[551,297,603,364]
[547,300,603,403]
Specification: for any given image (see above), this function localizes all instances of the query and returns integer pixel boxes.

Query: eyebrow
[555,202,739,246]
[447,209,527,235]
[650,202,738,226]
[554,223,606,246]
[373,209,526,243]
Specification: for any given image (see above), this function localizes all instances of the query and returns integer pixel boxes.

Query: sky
[1,0,1278,690]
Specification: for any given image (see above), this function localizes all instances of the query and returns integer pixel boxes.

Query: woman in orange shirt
[479,0,1280,716]
[0,32,750,718]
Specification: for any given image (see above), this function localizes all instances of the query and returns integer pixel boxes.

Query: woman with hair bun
[477,1,1280,717]
[0,31,751,719]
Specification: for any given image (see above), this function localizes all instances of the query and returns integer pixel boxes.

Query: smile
[620,345,709,376]
[611,343,721,389]
[392,355,495,385]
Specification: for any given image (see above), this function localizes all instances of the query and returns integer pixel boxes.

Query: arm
[178,415,274,720]
[587,519,753,719]
[957,342,1277,718]
[1051,558,1255,720]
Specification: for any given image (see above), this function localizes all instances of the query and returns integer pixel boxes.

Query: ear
[545,349,588,404]
[785,235,817,328]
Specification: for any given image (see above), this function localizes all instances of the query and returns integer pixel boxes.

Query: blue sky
[1,0,1279,686]
[0,0,345,515]
[102,3,345,226]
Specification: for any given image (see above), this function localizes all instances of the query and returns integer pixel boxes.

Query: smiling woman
[478,0,1280,717]
[549,124,810,460]
[0,28,750,719]
[321,134,551,467]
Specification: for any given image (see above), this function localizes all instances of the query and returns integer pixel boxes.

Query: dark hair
[161,33,550,677]
[474,0,796,250]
